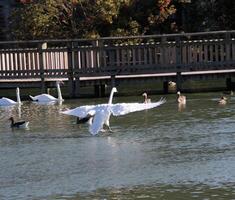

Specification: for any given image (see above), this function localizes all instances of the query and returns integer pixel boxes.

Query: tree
[110,0,176,36]
[9,0,176,40]
[214,0,235,30]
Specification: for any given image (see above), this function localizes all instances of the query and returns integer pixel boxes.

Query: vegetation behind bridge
[8,0,235,40]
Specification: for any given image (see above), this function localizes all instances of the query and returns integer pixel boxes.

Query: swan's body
[9,117,29,128]
[30,81,63,102]
[62,87,166,135]
[142,92,151,103]
[177,91,186,104]
[218,96,227,105]
[0,87,22,106]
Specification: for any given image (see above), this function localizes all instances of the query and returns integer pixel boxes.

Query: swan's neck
[56,83,63,101]
[16,88,21,104]
[108,90,116,104]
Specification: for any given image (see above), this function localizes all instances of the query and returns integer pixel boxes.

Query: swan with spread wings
[61,87,166,135]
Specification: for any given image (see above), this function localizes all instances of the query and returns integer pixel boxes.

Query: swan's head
[56,80,64,85]
[112,87,118,93]
[177,91,181,95]
[221,96,227,100]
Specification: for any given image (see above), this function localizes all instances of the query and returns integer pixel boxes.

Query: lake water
[1,93,235,200]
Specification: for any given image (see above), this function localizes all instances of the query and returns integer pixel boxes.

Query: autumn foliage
[10,0,176,40]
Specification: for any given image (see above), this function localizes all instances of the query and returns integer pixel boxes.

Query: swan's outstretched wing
[61,105,97,118]
[111,98,166,116]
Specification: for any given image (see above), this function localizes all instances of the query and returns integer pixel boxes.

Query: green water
[1,92,235,200]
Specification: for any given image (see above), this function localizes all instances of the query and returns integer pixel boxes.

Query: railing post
[38,42,47,93]
[111,75,116,88]
[97,39,104,67]
[225,32,231,63]
[176,36,182,91]
[67,41,75,97]
[161,36,167,66]
[163,81,169,94]
[73,41,80,97]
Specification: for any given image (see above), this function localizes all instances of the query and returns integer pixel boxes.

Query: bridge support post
[163,81,169,94]
[94,85,100,97]
[67,42,75,98]
[75,77,80,97]
[39,42,47,93]
[176,72,182,91]
[100,84,106,97]
[111,75,116,88]
[226,77,232,91]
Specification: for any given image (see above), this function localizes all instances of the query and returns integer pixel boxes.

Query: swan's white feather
[61,98,166,135]
[29,81,63,102]
[0,97,17,106]
[0,87,21,106]
[61,105,97,118]
[89,108,110,135]
[111,98,166,116]
[30,94,57,102]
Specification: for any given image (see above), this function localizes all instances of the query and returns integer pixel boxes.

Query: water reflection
[178,103,186,111]
[61,184,235,200]
[1,93,235,200]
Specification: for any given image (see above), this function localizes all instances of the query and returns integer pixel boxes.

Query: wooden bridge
[1,30,235,97]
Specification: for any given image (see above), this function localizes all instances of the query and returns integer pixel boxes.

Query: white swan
[61,87,166,135]
[29,81,63,102]
[0,87,22,106]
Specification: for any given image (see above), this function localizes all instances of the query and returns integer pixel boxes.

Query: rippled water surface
[1,93,235,200]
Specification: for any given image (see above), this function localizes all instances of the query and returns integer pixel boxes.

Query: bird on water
[177,91,186,104]
[61,87,166,135]
[9,117,29,128]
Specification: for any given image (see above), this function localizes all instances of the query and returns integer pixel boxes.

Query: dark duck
[9,117,29,128]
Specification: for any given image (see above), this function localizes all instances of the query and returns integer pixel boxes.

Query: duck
[29,81,63,102]
[177,91,186,104]
[9,117,29,128]
[142,92,151,103]
[218,96,227,105]
[0,87,22,106]
[168,81,176,88]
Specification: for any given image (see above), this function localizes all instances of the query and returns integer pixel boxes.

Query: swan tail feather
[29,95,37,101]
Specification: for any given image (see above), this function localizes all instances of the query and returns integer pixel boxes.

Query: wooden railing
[0,30,235,81]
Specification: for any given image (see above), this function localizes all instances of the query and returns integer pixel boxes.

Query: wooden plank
[232,43,235,60]
[132,48,136,66]
[220,44,224,61]
[204,44,208,62]
[209,44,213,61]
[215,44,219,61]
